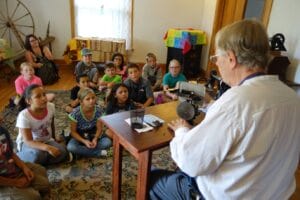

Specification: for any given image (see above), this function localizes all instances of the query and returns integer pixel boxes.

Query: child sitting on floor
[163,59,187,100]
[14,62,55,105]
[0,125,50,199]
[65,73,90,113]
[105,83,136,115]
[98,61,122,92]
[16,84,68,165]
[124,63,154,108]
[142,53,163,91]
[67,88,112,158]
[74,48,99,89]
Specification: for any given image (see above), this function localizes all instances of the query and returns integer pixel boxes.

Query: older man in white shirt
[149,19,300,200]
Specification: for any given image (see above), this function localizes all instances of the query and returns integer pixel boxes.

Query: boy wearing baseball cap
[74,48,99,88]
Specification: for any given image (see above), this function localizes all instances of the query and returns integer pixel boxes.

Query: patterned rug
[1,90,176,200]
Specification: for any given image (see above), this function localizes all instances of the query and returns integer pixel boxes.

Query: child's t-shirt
[142,64,162,86]
[163,72,187,88]
[68,105,104,136]
[70,85,80,100]
[16,102,55,151]
[105,100,136,115]
[15,75,42,95]
[124,77,154,104]
[74,61,98,82]
[0,126,22,178]
[101,74,122,84]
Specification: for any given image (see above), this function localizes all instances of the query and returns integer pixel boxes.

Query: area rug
[0,90,176,200]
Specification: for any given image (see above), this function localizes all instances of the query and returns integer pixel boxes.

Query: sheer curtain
[74,0,132,49]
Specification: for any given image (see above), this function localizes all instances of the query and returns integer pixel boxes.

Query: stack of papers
[143,114,165,127]
[125,118,153,133]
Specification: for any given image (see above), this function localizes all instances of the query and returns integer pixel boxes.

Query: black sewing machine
[205,70,230,99]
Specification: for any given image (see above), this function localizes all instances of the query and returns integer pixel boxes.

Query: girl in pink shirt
[14,62,55,103]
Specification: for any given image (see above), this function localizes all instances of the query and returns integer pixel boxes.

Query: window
[72,0,132,49]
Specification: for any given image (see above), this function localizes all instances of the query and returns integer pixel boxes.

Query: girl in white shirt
[16,84,68,165]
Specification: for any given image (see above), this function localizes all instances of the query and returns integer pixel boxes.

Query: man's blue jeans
[149,168,204,200]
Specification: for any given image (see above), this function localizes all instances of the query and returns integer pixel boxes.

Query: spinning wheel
[0,0,35,55]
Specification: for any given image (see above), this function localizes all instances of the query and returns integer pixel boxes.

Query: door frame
[206,0,274,77]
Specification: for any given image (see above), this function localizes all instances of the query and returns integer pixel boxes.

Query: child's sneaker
[100,150,108,156]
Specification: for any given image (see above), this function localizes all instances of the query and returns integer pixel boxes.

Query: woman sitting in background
[24,34,59,85]
[24,34,53,70]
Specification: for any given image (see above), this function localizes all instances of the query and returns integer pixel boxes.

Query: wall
[20,0,72,59]
[131,0,216,71]
[268,0,300,83]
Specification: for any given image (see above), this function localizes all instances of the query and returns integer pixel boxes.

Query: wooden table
[100,101,179,200]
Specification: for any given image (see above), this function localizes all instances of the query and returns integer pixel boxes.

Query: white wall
[131,0,216,69]
[20,0,72,58]
[268,0,300,83]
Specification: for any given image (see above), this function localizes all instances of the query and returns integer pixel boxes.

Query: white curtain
[74,0,132,49]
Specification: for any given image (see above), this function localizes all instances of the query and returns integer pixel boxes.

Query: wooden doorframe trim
[262,0,274,27]
[205,0,225,77]
[70,0,75,38]
[206,0,274,77]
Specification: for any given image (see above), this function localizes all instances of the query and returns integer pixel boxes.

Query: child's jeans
[67,134,112,157]
[17,140,68,165]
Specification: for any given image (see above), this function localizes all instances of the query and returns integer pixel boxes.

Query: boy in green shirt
[99,61,122,91]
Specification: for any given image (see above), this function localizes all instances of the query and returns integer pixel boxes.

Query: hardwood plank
[0,63,76,112]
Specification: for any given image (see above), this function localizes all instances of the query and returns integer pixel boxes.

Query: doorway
[206,0,273,77]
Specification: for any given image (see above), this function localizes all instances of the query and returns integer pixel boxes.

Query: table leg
[112,136,123,200]
[136,150,152,200]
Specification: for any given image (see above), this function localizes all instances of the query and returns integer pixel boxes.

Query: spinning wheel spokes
[0,0,35,55]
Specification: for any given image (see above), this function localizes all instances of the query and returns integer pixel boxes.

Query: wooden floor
[0,62,76,112]
[0,63,299,199]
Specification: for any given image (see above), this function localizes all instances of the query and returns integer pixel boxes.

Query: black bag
[36,56,59,85]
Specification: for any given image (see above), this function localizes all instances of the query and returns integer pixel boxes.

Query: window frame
[69,0,134,49]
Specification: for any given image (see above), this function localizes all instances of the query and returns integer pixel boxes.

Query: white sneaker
[100,150,107,156]
[67,152,73,163]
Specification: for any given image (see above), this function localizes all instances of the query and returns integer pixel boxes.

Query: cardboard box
[101,40,112,52]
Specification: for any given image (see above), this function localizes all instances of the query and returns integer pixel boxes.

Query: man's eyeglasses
[210,52,226,64]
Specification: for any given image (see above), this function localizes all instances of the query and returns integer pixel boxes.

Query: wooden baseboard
[54,59,68,66]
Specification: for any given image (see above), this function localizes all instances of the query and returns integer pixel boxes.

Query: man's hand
[168,118,191,132]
